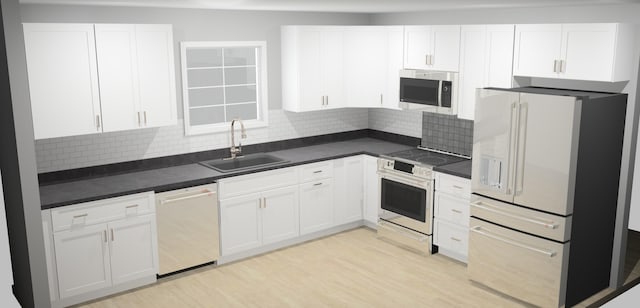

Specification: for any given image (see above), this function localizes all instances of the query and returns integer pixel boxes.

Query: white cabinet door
[261,186,300,245]
[458,25,514,120]
[344,27,387,108]
[321,28,345,110]
[108,215,158,285]
[299,179,334,235]
[94,24,140,133]
[295,28,324,112]
[560,24,616,81]
[363,156,380,224]
[430,25,461,72]
[334,157,364,225]
[23,23,102,139]
[54,224,111,299]
[513,24,563,78]
[404,25,460,71]
[220,194,262,255]
[404,26,431,70]
[384,27,404,109]
[135,24,177,128]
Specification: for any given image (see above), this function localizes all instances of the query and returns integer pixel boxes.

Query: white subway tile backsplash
[368,108,422,138]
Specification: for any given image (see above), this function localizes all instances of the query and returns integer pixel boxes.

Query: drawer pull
[450,237,462,242]
[453,185,464,189]
[111,229,114,241]
[126,204,139,209]
[471,226,556,257]
[313,170,323,174]
[73,214,88,219]
[103,230,107,243]
[313,183,323,186]
[451,209,463,214]
[471,200,559,229]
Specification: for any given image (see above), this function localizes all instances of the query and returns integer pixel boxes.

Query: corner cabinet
[513,23,635,82]
[333,156,364,225]
[457,25,514,120]
[23,23,177,139]
[41,192,158,308]
[404,25,461,72]
[281,26,345,112]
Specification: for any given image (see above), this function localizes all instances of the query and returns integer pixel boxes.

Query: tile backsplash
[421,113,474,157]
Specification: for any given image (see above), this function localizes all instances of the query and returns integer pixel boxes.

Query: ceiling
[19,0,640,13]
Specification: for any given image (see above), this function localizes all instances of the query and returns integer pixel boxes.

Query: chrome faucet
[229,118,246,159]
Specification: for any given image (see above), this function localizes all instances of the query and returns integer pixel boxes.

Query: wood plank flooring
[76,227,640,308]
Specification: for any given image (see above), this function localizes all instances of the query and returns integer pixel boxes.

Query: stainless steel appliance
[399,69,458,114]
[377,147,466,254]
[469,87,627,307]
[155,183,219,275]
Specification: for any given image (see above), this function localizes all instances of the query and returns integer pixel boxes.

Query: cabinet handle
[111,229,114,241]
[126,204,139,209]
[313,182,323,186]
[452,185,463,190]
[263,197,267,209]
[326,96,329,106]
[73,213,88,219]
[313,170,323,174]
[137,112,141,126]
[425,54,429,65]
[559,60,564,73]
[450,237,461,242]
[380,94,383,105]
[144,111,147,125]
[96,115,101,130]
[553,60,559,73]
[103,230,107,243]
[451,209,463,214]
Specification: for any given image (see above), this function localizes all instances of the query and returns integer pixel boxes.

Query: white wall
[371,3,640,231]
[20,4,371,172]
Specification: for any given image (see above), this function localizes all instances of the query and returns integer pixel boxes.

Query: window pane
[226,103,257,121]
[188,88,224,107]
[226,85,256,104]
[190,106,225,126]
[224,47,256,66]
[188,68,223,88]
[186,48,222,68]
[225,67,256,85]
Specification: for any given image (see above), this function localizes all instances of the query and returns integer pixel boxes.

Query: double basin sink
[199,153,289,173]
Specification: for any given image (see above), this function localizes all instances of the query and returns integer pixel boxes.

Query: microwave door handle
[437,80,443,107]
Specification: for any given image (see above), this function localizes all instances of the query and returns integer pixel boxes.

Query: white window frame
[180,41,268,135]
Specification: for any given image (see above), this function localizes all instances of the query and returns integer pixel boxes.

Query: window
[180,41,268,135]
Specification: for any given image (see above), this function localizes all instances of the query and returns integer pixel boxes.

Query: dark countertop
[433,159,472,179]
[40,138,413,209]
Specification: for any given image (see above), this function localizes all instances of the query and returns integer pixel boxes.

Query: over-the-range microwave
[399,69,458,115]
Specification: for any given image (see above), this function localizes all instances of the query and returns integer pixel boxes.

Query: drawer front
[51,192,154,231]
[218,166,299,199]
[299,161,333,183]
[468,217,568,308]
[433,219,468,257]
[434,191,470,226]
[470,194,571,242]
[435,172,470,198]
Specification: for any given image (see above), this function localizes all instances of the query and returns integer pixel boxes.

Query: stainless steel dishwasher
[155,183,219,276]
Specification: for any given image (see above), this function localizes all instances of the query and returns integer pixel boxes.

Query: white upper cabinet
[457,25,514,120]
[513,23,635,82]
[344,26,403,109]
[23,23,177,139]
[23,23,102,140]
[282,26,345,112]
[404,25,461,72]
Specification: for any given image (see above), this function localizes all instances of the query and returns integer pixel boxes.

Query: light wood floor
[76,228,640,308]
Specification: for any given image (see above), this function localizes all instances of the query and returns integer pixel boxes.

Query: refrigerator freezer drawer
[471,194,571,242]
[468,217,569,308]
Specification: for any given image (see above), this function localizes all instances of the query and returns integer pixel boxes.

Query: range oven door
[379,171,432,235]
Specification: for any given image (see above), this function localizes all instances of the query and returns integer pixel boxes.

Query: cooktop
[383,147,468,167]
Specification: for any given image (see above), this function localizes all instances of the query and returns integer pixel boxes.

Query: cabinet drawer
[435,172,471,198]
[434,219,469,258]
[218,167,299,200]
[299,161,333,183]
[434,191,470,226]
[51,192,154,232]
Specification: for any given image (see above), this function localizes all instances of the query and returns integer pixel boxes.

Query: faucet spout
[230,118,247,159]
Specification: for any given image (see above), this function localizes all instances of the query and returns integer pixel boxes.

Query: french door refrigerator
[468,87,627,307]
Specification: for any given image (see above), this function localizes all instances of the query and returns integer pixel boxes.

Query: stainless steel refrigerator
[468,87,627,307]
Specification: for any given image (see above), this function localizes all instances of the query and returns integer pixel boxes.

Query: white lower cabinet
[433,172,471,263]
[42,192,158,307]
[299,179,334,235]
[363,155,380,225]
[333,156,364,224]
[220,186,299,256]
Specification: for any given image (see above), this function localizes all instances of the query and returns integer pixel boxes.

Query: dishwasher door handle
[160,190,215,205]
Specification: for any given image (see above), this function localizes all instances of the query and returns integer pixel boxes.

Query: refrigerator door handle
[471,226,557,257]
[515,102,529,196]
[506,102,519,196]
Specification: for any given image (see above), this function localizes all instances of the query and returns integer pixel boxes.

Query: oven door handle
[378,220,429,242]
[379,172,431,189]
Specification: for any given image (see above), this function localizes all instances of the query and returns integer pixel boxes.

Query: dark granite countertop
[433,159,472,179]
[40,138,413,209]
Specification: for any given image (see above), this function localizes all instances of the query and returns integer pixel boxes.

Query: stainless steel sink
[199,153,289,173]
